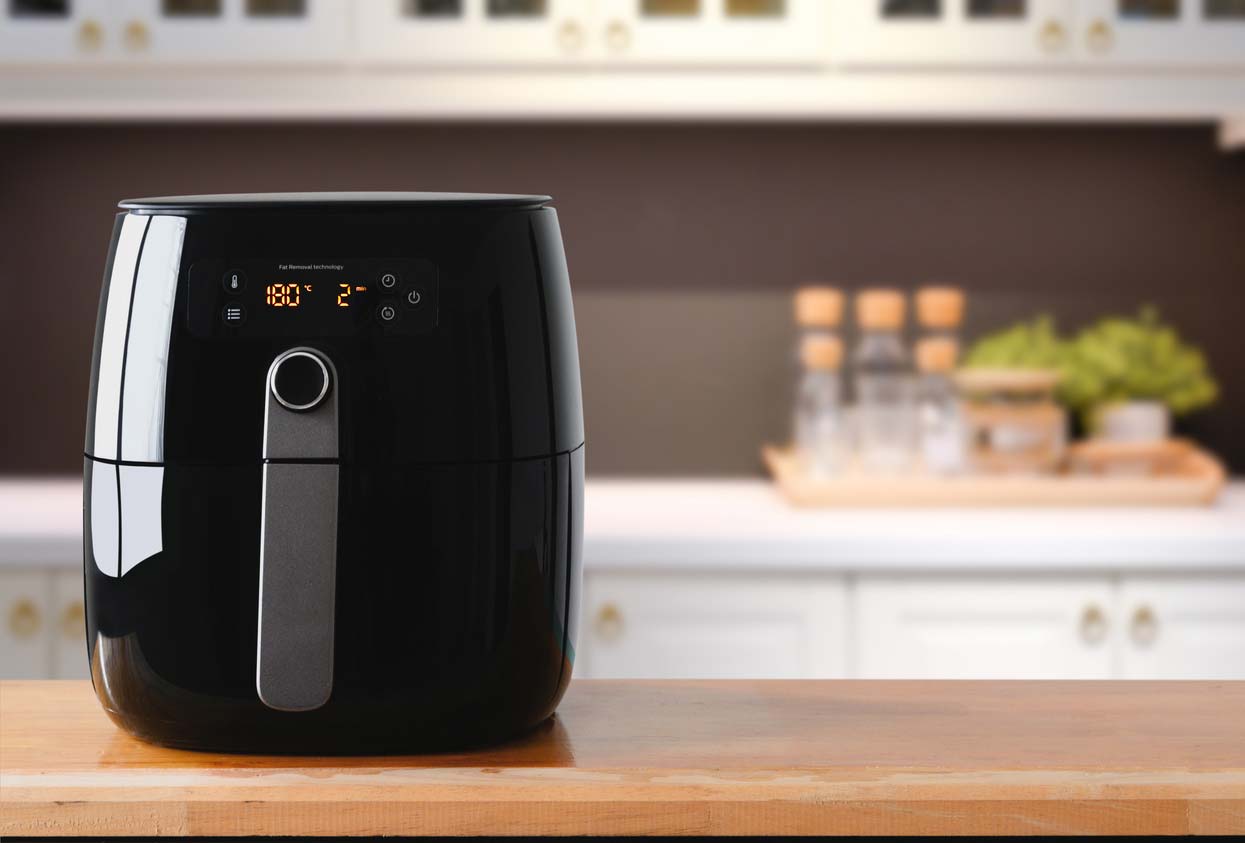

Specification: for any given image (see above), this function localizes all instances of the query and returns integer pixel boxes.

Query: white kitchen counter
[4,477,1245,572]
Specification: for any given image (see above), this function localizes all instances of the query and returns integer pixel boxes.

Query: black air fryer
[82,193,584,752]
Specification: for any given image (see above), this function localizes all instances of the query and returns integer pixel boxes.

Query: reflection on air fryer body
[83,193,585,753]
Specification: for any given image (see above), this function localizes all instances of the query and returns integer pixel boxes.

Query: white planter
[1096,400,1171,443]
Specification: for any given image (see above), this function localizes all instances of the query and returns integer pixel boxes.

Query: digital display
[189,258,438,338]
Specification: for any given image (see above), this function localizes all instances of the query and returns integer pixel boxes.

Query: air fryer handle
[256,348,339,713]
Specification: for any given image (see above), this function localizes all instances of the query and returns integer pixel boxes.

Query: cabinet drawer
[580,572,846,679]
[857,576,1114,679]
[1120,575,1245,679]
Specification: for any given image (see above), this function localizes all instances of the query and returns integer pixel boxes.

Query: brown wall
[1,123,1242,475]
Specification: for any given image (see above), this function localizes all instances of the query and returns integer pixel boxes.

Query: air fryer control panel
[188,258,439,338]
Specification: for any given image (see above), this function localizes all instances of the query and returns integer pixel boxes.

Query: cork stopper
[916,286,966,329]
[800,335,844,371]
[794,286,844,328]
[915,337,960,374]
[855,289,906,331]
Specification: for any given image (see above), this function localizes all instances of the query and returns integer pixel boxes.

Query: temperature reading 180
[265,283,303,308]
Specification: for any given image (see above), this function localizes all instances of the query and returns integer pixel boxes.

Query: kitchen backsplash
[1,122,1242,474]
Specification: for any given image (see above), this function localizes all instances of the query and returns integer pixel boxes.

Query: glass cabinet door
[355,0,591,65]
[0,0,117,62]
[117,0,349,62]
[1076,0,1245,64]
[593,0,827,65]
[834,0,1077,65]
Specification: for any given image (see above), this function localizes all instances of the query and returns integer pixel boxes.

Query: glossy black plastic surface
[83,195,583,752]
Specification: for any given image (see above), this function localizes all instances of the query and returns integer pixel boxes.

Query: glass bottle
[793,286,844,360]
[915,286,966,348]
[794,335,848,478]
[915,337,967,474]
[852,289,915,472]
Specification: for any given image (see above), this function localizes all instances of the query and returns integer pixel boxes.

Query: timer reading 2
[264,282,366,309]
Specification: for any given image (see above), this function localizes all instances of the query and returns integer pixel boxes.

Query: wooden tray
[763,442,1226,508]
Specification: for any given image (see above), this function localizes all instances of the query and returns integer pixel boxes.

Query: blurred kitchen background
[2,0,1245,683]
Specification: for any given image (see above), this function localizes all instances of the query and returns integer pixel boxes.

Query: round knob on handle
[9,599,41,639]
[1080,604,1108,646]
[271,350,331,412]
[1131,605,1159,648]
[1038,18,1067,54]
[123,19,150,51]
[61,601,85,639]
[557,19,585,54]
[1086,18,1114,54]
[595,603,624,642]
[77,19,104,52]
[605,19,632,53]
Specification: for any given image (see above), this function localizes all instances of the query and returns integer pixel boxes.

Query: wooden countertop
[2,680,1244,837]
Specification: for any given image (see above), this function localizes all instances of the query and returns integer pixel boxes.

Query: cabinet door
[0,572,52,679]
[834,0,1076,66]
[595,0,827,65]
[355,0,590,65]
[52,570,88,679]
[1076,0,1245,65]
[857,576,1114,678]
[0,0,116,63]
[1119,576,1245,679]
[580,572,846,679]
[118,0,349,63]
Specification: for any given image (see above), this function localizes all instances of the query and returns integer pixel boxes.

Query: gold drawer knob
[9,599,41,639]
[77,19,104,51]
[1086,18,1113,55]
[1079,603,1108,646]
[604,19,631,53]
[1038,18,1067,54]
[557,19,585,54]
[594,603,624,642]
[124,20,151,52]
[61,601,85,639]
[1131,605,1159,648]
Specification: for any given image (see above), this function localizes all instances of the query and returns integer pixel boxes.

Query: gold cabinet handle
[594,603,624,642]
[1079,603,1108,646]
[77,18,104,52]
[123,19,151,52]
[557,19,585,54]
[1130,604,1159,648]
[9,599,42,640]
[60,601,85,640]
[1038,18,1067,54]
[1086,18,1114,55]
[604,19,632,53]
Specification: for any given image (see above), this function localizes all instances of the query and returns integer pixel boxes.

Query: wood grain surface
[2,679,1244,837]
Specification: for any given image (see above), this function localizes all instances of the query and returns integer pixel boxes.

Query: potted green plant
[1059,307,1218,442]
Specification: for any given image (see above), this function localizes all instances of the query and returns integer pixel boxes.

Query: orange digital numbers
[265,283,301,308]
[337,283,352,308]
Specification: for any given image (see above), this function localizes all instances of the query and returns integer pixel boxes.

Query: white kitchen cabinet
[1118,575,1245,679]
[355,0,826,66]
[117,0,349,64]
[580,572,847,678]
[0,0,116,63]
[1075,0,1245,66]
[51,570,87,679]
[595,0,828,66]
[856,576,1116,678]
[0,571,52,680]
[355,0,590,66]
[834,0,1078,66]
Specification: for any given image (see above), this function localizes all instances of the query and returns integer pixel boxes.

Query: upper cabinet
[1075,0,1245,65]
[835,0,1245,66]
[834,0,1079,66]
[0,0,349,64]
[355,0,827,65]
